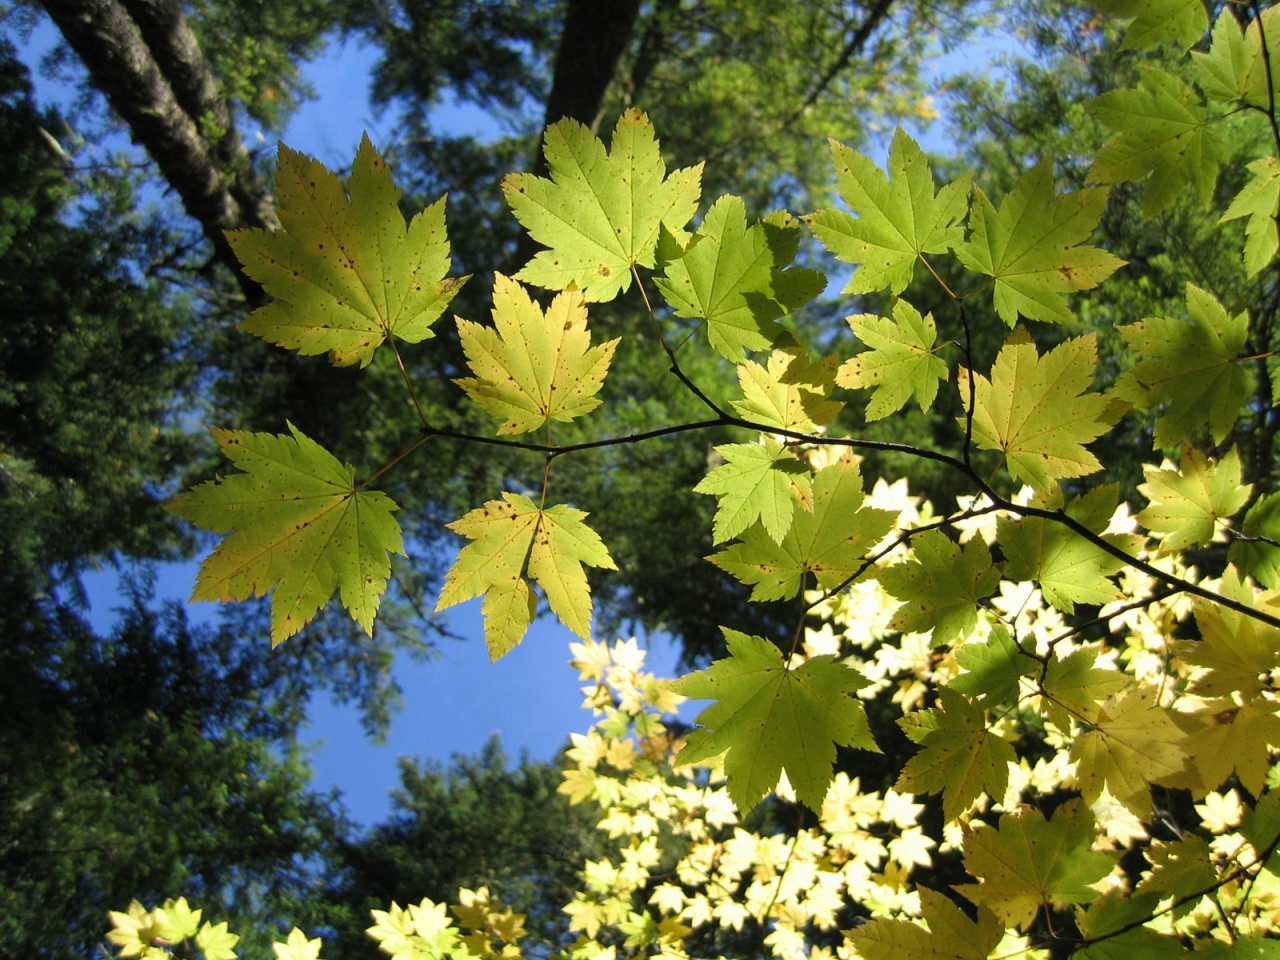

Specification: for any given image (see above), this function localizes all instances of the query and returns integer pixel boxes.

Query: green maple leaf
[1230,490,1280,588]
[503,109,702,302]
[668,628,877,812]
[957,799,1116,930]
[730,333,844,432]
[1138,446,1251,553]
[1069,688,1188,817]
[999,485,1142,614]
[1075,891,1186,960]
[951,624,1037,708]
[1087,66,1222,216]
[196,921,240,960]
[959,332,1112,491]
[708,455,896,600]
[436,493,616,659]
[1041,646,1128,731]
[1134,835,1217,902]
[838,300,949,420]
[877,529,1000,646]
[169,423,404,646]
[955,161,1123,326]
[848,887,1004,960]
[1088,0,1208,52]
[228,135,467,367]
[1220,155,1280,277]
[806,128,969,296]
[655,197,824,359]
[1193,9,1275,105]
[897,687,1016,822]
[1114,283,1252,447]
[1177,570,1280,702]
[693,439,813,545]
[454,274,619,435]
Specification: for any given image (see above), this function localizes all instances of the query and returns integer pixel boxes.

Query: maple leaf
[1041,646,1128,731]
[454,274,619,435]
[838,300,949,420]
[707,455,896,600]
[1088,0,1208,52]
[951,625,1038,708]
[955,161,1123,326]
[503,109,702,301]
[169,423,404,646]
[848,886,1004,960]
[730,333,844,432]
[228,135,466,367]
[1138,446,1251,553]
[998,485,1141,614]
[1220,155,1280,277]
[1070,688,1188,817]
[957,799,1116,930]
[1087,66,1222,216]
[805,128,970,296]
[1177,571,1280,701]
[436,493,616,659]
[1074,890,1186,960]
[693,439,813,545]
[1194,9,1272,104]
[959,333,1112,491]
[655,197,825,359]
[1176,698,1280,800]
[668,629,878,812]
[877,529,1001,646]
[1134,835,1218,902]
[1114,283,1252,447]
[1230,491,1280,588]
[897,687,1016,822]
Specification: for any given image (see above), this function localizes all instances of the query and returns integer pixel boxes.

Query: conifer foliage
[145,2,1280,956]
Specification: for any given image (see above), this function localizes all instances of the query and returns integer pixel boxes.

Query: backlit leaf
[708,455,896,600]
[1138,446,1251,553]
[169,423,404,645]
[503,109,702,301]
[693,439,813,545]
[955,161,1123,326]
[228,135,466,366]
[1114,283,1251,447]
[957,799,1116,929]
[838,300,949,420]
[436,493,616,658]
[1088,0,1208,52]
[959,333,1112,491]
[878,529,1000,645]
[1220,155,1280,277]
[669,629,878,812]
[849,886,1004,960]
[951,625,1037,708]
[730,334,843,432]
[806,128,969,296]
[656,197,824,359]
[1230,491,1280,588]
[454,274,619,435]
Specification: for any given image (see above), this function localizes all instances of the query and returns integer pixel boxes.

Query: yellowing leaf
[878,529,1000,646]
[1070,688,1188,817]
[848,886,1004,960]
[693,439,813,545]
[1088,0,1208,52]
[503,109,702,301]
[1176,697,1280,798]
[436,493,616,658]
[957,799,1116,930]
[730,333,843,432]
[169,424,404,645]
[669,629,877,812]
[1114,283,1252,447]
[1220,155,1280,277]
[959,333,1111,491]
[1087,66,1222,216]
[1041,646,1128,731]
[1138,446,1251,553]
[707,455,896,600]
[806,128,969,296]
[228,135,466,366]
[655,197,824,359]
[196,921,240,960]
[454,274,619,435]
[897,687,1016,823]
[839,300,949,420]
[955,161,1123,326]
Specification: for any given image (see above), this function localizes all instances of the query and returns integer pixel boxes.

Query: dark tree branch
[39,0,272,303]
